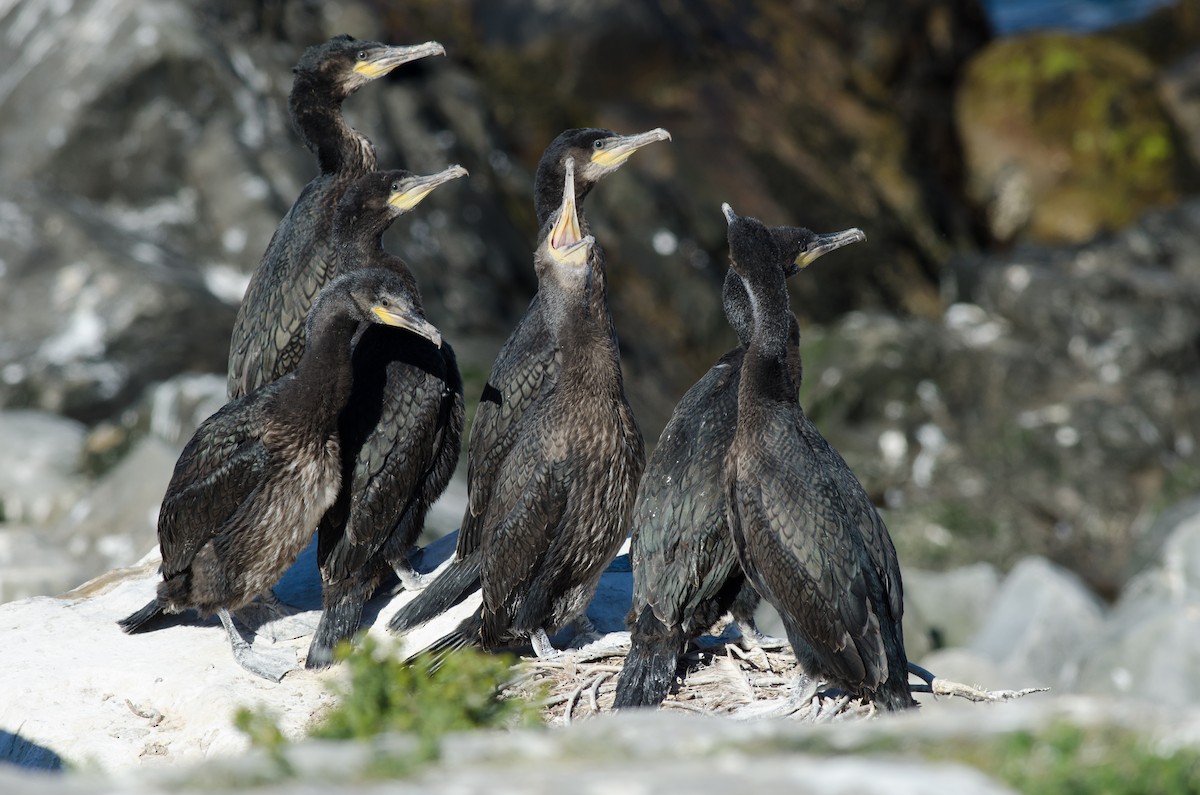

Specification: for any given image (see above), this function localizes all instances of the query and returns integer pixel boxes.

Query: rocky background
[3,0,1200,784]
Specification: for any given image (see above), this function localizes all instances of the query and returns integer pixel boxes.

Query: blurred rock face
[957,32,1184,244]
[801,197,1200,595]
[0,0,1196,604]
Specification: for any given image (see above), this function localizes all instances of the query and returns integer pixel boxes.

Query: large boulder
[956,32,1186,245]
[969,556,1106,688]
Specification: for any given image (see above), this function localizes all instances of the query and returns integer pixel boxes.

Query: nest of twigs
[502,633,1047,726]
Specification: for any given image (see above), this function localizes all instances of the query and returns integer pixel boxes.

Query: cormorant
[721,203,916,712]
[614,221,865,710]
[388,126,669,635]
[305,166,468,670]
[118,269,442,682]
[409,160,645,656]
[227,34,444,399]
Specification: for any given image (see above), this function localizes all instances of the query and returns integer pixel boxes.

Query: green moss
[959,32,1182,242]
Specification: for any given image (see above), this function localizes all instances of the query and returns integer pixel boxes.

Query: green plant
[946,724,1200,795]
[236,636,538,779]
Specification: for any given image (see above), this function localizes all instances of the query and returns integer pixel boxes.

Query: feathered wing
[227,175,342,398]
[157,391,275,578]
[726,409,890,692]
[478,433,569,648]
[459,296,557,556]
[631,354,744,632]
[797,414,905,623]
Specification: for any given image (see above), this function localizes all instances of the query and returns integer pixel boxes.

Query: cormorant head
[722,203,864,280]
[329,268,442,348]
[294,34,445,98]
[722,203,779,287]
[772,225,865,276]
[722,203,865,343]
[534,127,671,222]
[335,166,467,246]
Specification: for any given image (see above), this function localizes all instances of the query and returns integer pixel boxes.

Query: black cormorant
[227,34,444,399]
[721,203,916,712]
[407,160,644,656]
[304,166,468,670]
[388,126,670,635]
[614,221,865,710]
[118,269,442,681]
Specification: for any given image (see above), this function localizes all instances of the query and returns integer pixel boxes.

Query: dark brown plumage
[415,160,645,656]
[118,268,442,681]
[388,126,669,635]
[615,221,865,709]
[227,34,444,399]
[304,167,467,670]
[721,203,916,712]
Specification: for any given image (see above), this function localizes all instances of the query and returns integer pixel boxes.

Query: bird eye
[390,182,400,192]
[357,50,367,60]
[593,140,605,149]
[380,297,392,307]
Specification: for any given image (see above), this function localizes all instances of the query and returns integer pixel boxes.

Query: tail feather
[305,593,368,671]
[873,635,919,711]
[388,553,481,635]
[613,608,685,709]
[422,610,483,673]
[117,599,166,634]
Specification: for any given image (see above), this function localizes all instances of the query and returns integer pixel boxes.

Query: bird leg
[393,560,434,592]
[906,662,1048,702]
[218,608,297,682]
[529,627,560,659]
[907,661,936,692]
[735,618,789,652]
[233,590,319,642]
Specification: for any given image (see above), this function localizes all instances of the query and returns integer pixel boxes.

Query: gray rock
[1162,501,1200,594]
[970,556,1106,688]
[1070,508,1200,702]
[904,563,1000,651]
[0,524,87,604]
[47,436,178,582]
[0,410,88,525]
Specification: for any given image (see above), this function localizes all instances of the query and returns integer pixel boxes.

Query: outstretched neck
[289,78,376,175]
[740,274,799,403]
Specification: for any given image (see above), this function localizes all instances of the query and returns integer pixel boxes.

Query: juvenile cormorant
[408,160,644,655]
[614,222,865,710]
[227,34,444,399]
[305,166,468,670]
[721,203,916,711]
[118,269,442,682]
[388,127,670,635]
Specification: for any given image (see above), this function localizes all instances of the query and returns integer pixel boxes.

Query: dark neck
[740,272,799,403]
[723,268,753,347]
[289,78,376,175]
[278,300,361,425]
[726,267,802,384]
[548,269,619,378]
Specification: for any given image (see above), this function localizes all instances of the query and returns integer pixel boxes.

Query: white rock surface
[0,531,632,774]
